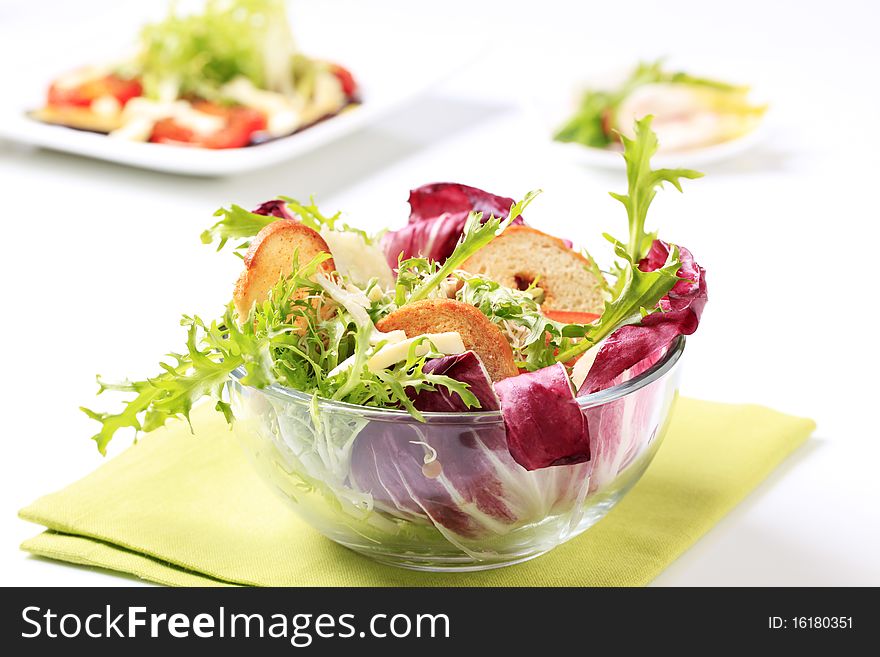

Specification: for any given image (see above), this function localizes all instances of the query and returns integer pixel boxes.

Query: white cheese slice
[370,329,407,345]
[90,95,122,118]
[173,107,226,135]
[109,115,156,142]
[320,229,394,289]
[328,332,465,378]
[300,71,347,124]
[110,98,225,142]
[367,332,465,372]
[221,77,300,137]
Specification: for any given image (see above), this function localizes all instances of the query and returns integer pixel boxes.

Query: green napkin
[20,398,815,586]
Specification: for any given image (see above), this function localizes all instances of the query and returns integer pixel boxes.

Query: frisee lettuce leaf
[554,116,700,363]
[278,196,377,245]
[579,245,612,295]
[456,273,561,370]
[81,307,271,455]
[202,196,377,254]
[137,0,298,101]
[608,116,702,263]
[555,244,681,362]
[201,204,275,252]
[83,251,479,453]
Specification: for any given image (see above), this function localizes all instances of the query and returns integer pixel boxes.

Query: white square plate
[0,67,462,177]
[0,2,470,177]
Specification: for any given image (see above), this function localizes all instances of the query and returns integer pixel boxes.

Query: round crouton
[461,225,606,314]
[376,299,519,381]
[233,219,335,320]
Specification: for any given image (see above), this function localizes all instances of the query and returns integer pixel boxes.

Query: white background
[1,0,878,586]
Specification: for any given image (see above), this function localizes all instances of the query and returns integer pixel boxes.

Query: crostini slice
[376,299,519,382]
[461,225,606,314]
[30,106,123,133]
[233,219,336,320]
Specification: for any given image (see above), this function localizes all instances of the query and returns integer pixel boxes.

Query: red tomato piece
[542,310,601,324]
[149,102,267,149]
[534,310,602,369]
[48,74,142,108]
[330,64,358,99]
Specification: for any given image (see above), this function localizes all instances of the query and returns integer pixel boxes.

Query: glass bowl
[228,337,685,571]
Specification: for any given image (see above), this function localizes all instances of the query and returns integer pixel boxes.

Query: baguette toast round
[376,299,519,381]
[461,225,606,314]
[30,106,122,133]
[233,219,336,320]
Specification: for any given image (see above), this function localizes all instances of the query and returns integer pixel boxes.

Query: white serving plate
[527,61,772,170]
[0,72,446,177]
[0,0,485,177]
[548,118,772,170]
[0,2,474,179]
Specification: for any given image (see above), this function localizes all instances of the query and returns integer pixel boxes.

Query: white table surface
[1,0,878,586]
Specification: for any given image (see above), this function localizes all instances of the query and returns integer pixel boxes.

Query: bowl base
[339,544,552,572]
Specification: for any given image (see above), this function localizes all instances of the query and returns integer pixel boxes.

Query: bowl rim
[229,335,685,421]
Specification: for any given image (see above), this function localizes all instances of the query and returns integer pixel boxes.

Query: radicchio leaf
[408,183,523,224]
[350,350,512,537]
[348,351,594,537]
[252,199,295,219]
[410,351,500,412]
[585,349,667,492]
[580,239,707,395]
[494,363,590,470]
[348,420,518,538]
[381,183,525,269]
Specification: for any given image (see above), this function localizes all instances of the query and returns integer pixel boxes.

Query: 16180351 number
[768,617,853,630]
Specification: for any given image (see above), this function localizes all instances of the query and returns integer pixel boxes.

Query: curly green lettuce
[137,0,300,101]
[609,116,703,263]
[554,116,700,362]
[82,252,475,454]
[202,196,378,255]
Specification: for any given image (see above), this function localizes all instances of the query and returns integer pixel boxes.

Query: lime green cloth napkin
[20,398,814,586]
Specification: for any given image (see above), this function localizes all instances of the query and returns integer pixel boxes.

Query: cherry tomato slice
[330,64,358,99]
[48,74,142,108]
[535,310,601,369]
[149,102,267,149]
[542,310,601,324]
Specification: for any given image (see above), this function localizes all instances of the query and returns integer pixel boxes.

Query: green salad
[554,59,766,152]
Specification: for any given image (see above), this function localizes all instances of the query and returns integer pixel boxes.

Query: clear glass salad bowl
[228,337,685,571]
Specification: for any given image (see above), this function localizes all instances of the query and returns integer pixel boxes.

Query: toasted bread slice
[376,299,518,381]
[30,106,122,133]
[461,225,606,314]
[233,219,336,320]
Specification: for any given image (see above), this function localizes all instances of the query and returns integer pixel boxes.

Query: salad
[31,0,358,149]
[84,117,708,486]
[555,60,766,153]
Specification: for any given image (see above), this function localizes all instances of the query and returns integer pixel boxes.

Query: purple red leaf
[252,199,295,219]
[494,363,590,470]
[381,183,525,268]
[579,240,707,395]
[410,351,500,412]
